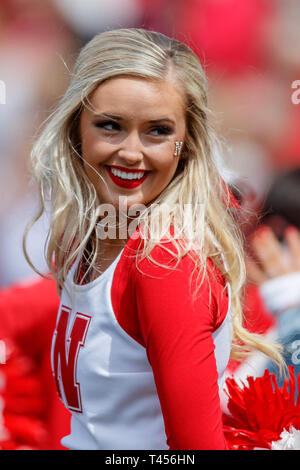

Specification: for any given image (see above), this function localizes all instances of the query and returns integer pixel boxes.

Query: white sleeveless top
[51,231,232,450]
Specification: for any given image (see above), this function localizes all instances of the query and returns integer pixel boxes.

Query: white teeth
[110,167,145,180]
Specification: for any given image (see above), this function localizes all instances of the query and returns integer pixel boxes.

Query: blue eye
[150,125,173,136]
[95,121,120,131]
[94,121,173,136]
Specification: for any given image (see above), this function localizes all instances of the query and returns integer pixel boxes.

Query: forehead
[87,76,186,120]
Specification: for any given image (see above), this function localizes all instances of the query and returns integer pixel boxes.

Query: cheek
[81,133,111,163]
[152,153,178,175]
[147,143,176,167]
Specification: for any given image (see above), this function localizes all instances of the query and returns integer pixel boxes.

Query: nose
[117,131,143,163]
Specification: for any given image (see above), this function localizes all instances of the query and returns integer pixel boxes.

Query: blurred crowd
[0,0,299,450]
[1,0,300,285]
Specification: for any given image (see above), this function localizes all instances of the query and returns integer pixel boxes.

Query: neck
[96,211,140,249]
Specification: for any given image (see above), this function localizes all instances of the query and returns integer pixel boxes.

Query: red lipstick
[105,166,150,189]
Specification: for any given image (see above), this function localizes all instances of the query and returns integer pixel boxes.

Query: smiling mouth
[105,165,150,188]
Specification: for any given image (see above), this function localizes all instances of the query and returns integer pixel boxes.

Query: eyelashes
[94,120,120,131]
[151,125,173,136]
[94,120,174,136]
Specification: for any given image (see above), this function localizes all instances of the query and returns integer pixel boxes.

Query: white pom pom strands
[271,426,300,450]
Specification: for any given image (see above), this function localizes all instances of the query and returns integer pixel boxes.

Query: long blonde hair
[24,28,285,371]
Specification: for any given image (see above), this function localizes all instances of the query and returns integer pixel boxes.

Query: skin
[80,76,186,208]
[246,225,300,284]
[78,75,186,271]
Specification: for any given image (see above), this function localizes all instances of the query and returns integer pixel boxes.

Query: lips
[105,166,150,189]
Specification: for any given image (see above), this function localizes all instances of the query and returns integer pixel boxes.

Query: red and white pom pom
[223,365,300,450]
[271,426,300,450]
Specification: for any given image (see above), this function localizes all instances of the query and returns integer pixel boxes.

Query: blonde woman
[24,28,284,450]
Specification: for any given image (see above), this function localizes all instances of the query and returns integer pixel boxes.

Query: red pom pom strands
[223,366,300,450]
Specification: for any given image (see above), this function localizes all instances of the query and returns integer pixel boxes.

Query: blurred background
[0,0,300,285]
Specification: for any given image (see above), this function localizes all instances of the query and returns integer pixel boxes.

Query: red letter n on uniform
[52,306,91,413]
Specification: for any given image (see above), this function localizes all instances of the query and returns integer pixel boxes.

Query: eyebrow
[93,113,175,125]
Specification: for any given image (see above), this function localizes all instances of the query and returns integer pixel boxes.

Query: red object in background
[227,283,276,374]
[174,0,274,75]
[242,283,276,335]
[272,105,300,170]
[0,344,52,450]
[0,277,70,450]
[137,0,168,7]
[0,0,70,39]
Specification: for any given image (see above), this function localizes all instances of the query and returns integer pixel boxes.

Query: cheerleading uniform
[51,226,232,450]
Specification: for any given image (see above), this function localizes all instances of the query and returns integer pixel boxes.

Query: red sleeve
[113,238,229,450]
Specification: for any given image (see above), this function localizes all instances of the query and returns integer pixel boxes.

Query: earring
[174,141,183,157]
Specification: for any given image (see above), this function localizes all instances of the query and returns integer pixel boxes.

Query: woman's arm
[132,247,229,450]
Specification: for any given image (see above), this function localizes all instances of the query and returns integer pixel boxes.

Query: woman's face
[79,76,186,210]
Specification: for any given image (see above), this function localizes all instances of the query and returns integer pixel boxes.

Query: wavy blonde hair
[24,28,285,371]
